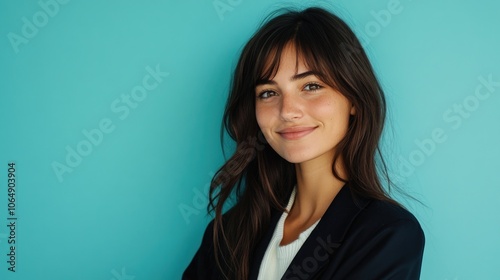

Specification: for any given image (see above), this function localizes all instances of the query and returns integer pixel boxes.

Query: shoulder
[182,218,219,279]
[357,199,424,234]
[331,186,425,245]
[318,197,426,279]
[345,197,425,254]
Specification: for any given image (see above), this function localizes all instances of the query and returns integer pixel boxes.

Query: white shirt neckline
[257,186,322,279]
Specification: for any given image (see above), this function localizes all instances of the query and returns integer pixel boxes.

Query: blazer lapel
[248,203,283,280]
[281,183,370,279]
[248,182,371,280]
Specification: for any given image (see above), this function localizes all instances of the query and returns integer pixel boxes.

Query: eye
[257,90,277,99]
[304,83,323,91]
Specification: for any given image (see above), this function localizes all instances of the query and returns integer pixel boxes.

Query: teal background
[0,0,499,279]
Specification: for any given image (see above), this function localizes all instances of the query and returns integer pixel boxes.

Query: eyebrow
[255,70,321,86]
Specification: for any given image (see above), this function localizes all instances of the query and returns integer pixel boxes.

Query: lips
[277,126,317,140]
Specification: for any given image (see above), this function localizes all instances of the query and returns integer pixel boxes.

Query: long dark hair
[208,6,398,280]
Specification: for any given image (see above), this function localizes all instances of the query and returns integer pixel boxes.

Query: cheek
[255,106,277,146]
[255,105,272,129]
[309,98,335,116]
[312,97,351,126]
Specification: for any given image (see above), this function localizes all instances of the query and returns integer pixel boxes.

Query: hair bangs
[253,19,343,92]
[293,21,343,91]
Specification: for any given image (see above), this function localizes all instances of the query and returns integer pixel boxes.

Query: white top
[257,187,321,280]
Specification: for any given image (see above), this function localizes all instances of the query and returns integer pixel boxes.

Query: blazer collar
[248,182,371,280]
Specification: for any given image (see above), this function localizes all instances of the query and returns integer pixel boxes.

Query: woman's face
[255,44,355,165]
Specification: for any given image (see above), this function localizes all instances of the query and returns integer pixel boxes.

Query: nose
[280,93,303,121]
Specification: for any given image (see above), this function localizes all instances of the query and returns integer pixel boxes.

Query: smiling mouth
[277,127,317,140]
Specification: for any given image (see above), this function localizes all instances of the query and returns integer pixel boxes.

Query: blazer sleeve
[333,218,425,280]
[182,220,216,280]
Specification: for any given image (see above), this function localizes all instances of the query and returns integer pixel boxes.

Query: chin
[276,150,316,164]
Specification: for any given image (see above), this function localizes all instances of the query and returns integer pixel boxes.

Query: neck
[290,152,347,222]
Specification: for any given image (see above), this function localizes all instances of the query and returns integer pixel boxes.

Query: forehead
[260,42,310,80]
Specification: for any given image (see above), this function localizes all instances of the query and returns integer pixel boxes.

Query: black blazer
[183,183,425,279]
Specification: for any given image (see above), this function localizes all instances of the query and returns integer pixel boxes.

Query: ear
[350,104,356,115]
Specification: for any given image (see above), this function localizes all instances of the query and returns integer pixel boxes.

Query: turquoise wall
[1,0,499,279]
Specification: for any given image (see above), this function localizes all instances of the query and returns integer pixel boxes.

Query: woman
[183,6,425,280]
